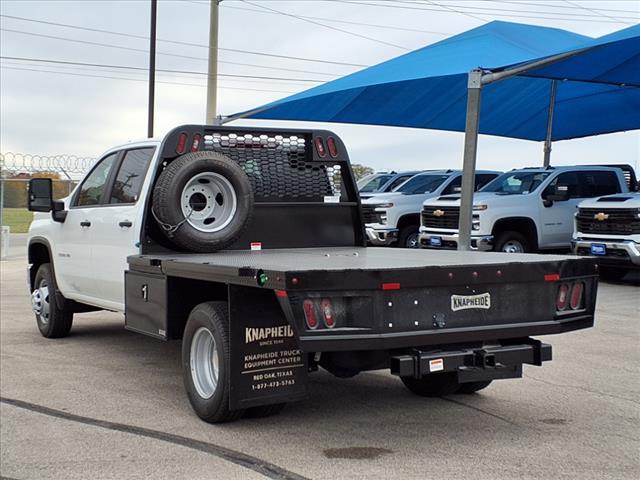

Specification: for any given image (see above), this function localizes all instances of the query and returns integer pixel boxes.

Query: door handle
[80,220,91,227]
[119,220,133,228]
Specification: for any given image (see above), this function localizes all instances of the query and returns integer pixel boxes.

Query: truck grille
[361,205,383,224]
[576,208,640,235]
[422,206,460,230]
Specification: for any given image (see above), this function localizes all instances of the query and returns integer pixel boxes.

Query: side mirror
[28,178,53,212]
[544,184,570,203]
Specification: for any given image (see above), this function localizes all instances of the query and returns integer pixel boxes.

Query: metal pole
[543,79,557,167]
[458,70,483,251]
[147,0,157,138]
[206,0,220,124]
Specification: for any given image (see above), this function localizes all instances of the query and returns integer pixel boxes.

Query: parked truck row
[27,125,599,423]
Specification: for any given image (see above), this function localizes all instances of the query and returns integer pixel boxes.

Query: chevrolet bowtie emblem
[433,209,445,217]
[594,212,609,221]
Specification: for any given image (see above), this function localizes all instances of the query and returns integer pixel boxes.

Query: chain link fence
[0,152,95,226]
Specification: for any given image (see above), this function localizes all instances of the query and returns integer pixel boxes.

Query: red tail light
[556,284,569,311]
[303,299,318,329]
[314,137,327,157]
[176,132,188,154]
[326,136,338,157]
[570,282,584,310]
[191,133,202,152]
[321,298,335,328]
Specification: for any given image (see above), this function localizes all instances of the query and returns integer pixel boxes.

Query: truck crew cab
[419,165,632,253]
[28,125,599,424]
[573,192,640,281]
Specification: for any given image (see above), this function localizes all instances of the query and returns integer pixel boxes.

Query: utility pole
[206,0,220,124]
[148,0,157,138]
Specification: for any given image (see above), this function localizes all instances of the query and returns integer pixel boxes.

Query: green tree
[351,164,375,181]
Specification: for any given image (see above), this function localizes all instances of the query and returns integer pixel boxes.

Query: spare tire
[152,151,253,252]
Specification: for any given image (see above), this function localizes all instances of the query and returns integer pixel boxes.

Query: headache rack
[141,125,366,253]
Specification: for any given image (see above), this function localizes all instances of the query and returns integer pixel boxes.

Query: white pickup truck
[363,170,500,248]
[573,192,640,281]
[419,165,631,253]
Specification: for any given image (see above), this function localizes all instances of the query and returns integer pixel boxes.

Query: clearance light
[314,137,327,157]
[321,299,335,328]
[326,137,338,157]
[176,132,188,154]
[556,284,570,311]
[570,282,584,310]
[191,133,202,152]
[303,300,318,329]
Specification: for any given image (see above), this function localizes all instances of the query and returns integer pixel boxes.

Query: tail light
[176,132,188,154]
[303,299,318,329]
[326,137,338,157]
[570,282,584,310]
[191,133,202,152]
[556,284,569,311]
[314,137,327,157]
[321,298,335,328]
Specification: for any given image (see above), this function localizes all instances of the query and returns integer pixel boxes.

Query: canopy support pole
[458,69,483,251]
[543,80,557,167]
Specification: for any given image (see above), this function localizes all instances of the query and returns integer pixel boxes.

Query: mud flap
[228,285,308,410]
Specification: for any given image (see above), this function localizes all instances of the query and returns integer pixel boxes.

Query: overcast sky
[1,0,638,173]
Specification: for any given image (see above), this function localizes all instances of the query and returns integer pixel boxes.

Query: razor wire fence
[0,152,95,225]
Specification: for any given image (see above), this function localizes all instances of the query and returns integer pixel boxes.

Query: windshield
[358,174,392,193]
[394,174,449,194]
[482,171,550,195]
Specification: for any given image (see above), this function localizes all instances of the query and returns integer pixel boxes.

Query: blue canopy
[228,21,640,141]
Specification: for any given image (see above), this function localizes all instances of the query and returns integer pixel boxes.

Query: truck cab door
[53,152,120,298]
[88,147,155,310]
[539,172,582,247]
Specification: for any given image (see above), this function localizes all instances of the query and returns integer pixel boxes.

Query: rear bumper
[572,238,640,267]
[365,227,398,246]
[299,314,593,352]
[390,338,551,380]
[418,232,493,251]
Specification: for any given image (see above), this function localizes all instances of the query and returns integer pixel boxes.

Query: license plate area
[430,236,442,247]
[590,244,606,256]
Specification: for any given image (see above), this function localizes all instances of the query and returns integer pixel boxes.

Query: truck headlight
[376,203,394,209]
[473,204,488,211]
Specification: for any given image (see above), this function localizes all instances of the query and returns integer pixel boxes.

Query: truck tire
[598,267,627,282]
[153,151,253,253]
[31,263,73,338]
[456,381,492,394]
[182,301,244,423]
[401,372,459,397]
[493,231,530,253]
[398,225,420,248]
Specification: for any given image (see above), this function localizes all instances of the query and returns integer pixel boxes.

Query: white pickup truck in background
[362,170,500,248]
[573,192,640,281]
[419,165,632,253]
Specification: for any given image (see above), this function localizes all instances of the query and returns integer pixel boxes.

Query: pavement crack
[0,396,309,480]
[523,374,640,407]
[439,397,519,426]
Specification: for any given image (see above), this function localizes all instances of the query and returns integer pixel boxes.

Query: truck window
[476,173,499,190]
[578,171,621,197]
[75,153,118,206]
[386,174,413,191]
[442,176,461,195]
[359,175,392,192]
[544,172,580,198]
[110,148,155,204]
[483,171,550,195]
[396,174,449,194]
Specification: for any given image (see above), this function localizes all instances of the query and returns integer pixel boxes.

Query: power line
[0,55,326,83]
[0,65,299,94]
[561,0,633,25]
[482,0,640,15]
[422,0,487,22]
[0,13,366,68]
[239,0,411,50]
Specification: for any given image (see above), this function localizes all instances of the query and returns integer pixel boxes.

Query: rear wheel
[398,225,420,248]
[456,381,492,394]
[493,231,530,253]
[401,373,460,397]
[32,263,73,338]
[182,302,244,423]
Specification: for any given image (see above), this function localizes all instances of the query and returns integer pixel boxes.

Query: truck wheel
[493,231,530,253]
[456,381,492,394]
[598,267,627,282]
[398,225,420,248]
[153,151,253,253]
[31,263,73,338]
[244,403,286,419]
[182,302,244,423]
[401,373,459,397]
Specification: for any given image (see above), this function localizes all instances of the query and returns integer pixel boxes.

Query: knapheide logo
[451,293,491,311]
[245,325,294,344]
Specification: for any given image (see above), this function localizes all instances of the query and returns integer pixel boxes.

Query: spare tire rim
[181,172,238,233]
[31,279,50,324]
[502,240,524,253]
[190,327,219,399]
